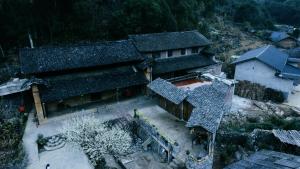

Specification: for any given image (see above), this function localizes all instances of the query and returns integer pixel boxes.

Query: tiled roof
[129,31,211,52]
[281,64,300,80]
[186,80,231,133]
[272,129,300,147]
[287,47,300,58]
[270,31,292,42]
[153,54,216,74]
[0,78,49,96]
[224,150,300,169]
[40,66,148,102]
[232,45,289,71]
[0,79,29,96]
[147,78,187,104]
[20,40,143,74]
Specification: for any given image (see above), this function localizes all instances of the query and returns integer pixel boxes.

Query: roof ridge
[129,30,198,37]
[20,40,130,50]
[256,45,271,58]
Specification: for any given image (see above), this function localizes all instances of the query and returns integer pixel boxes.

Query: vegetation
[0,0,218,50]
[0,118,27,169]
[233,2,273,29]
[60,115,132,166]
[1,0,299,52]
[36,134,47,147]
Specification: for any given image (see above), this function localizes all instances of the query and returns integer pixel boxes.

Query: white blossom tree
[60,114,132,166]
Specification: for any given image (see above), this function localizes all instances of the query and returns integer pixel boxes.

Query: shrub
[36,134,47,146]
[244,122,274,132]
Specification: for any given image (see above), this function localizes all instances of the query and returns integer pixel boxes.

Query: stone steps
[44,135,66,151]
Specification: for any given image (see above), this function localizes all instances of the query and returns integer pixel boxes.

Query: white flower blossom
[59,114,132,166]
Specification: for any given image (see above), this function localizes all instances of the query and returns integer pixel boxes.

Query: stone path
[23,96,156,169]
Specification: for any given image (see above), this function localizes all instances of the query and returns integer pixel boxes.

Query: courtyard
[23,96,158,169]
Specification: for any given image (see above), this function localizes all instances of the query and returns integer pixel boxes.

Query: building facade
[19,40,148,123]
[130,31,220,81]
[235,60,294,94]
[17,30,220,123]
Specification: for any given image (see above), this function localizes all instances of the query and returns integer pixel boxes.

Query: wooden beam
[208,132,216,158]
[32,85,46,124]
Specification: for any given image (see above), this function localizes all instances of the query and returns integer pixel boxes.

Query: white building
[233,45,300,98]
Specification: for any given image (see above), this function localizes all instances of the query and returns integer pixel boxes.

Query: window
[152,52,160,59]
[167,50,173,57]
[180,49,186,55]
[191,47,199,54]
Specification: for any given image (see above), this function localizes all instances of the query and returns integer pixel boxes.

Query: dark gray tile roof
[129,31,211,52]
[40,66,148,102]
[232,45,289,71]
[281,64,300,80]
[20,40,143,74]
[147,78,187,104]
[272,129,300,147]
[270,31,292,42]
[186,80,231,133]
[224,150,300,169]
[153,54,216,74]
[136,57,154,70]
[287,47,300,58]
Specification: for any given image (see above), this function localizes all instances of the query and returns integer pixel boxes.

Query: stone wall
[135,116,175,161]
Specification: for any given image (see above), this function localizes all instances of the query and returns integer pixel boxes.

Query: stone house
[129,31,221,81]
[233,45,300,99]
[270,31,297,49]
[19,40,148,123]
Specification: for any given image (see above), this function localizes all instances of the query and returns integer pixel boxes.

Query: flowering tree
[60,115,132,166]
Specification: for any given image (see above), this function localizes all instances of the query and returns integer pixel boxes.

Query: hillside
[0,0,298,83]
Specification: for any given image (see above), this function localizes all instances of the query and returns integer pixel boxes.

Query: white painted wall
[234,60,294,93]
[146,46,206,59]
[186,48,192,55]
[172,49,182,57]
[160,51,168,58]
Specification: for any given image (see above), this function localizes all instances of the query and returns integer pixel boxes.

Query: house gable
[234,60,294,93]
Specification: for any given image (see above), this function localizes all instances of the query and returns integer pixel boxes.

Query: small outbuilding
[146,77,233,169]
[270,31,297,49]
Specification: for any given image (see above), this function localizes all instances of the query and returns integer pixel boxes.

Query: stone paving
[23,96,156,169]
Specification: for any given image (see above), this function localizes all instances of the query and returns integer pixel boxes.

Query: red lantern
[18,105,25,113]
